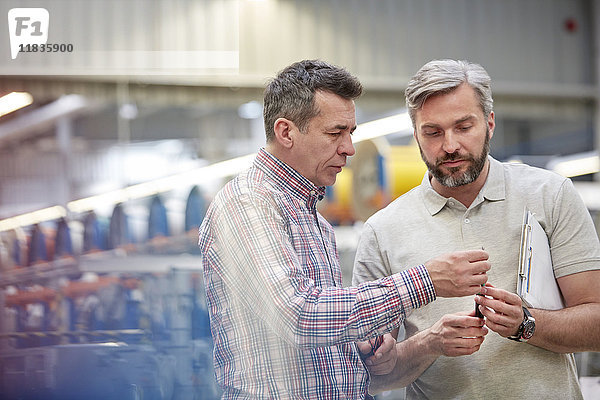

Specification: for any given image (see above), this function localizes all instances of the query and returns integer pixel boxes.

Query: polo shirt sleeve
[353,222,393,285]
[353,222,436,317]
[549,178,600,278]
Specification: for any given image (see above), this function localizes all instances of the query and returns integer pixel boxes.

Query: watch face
[522,321,535,339]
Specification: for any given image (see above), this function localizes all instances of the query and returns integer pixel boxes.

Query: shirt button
[464,218,470,224]
[449,201,455,206]
[310,190,316,196]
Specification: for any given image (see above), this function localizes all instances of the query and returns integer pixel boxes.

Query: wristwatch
[508,306,535,342]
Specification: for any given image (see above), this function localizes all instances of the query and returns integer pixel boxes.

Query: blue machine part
[108,203,132,249]
[83,211,107,252]
[27,224,48,265]
[148,195,169,239]
[11,232,23,266]
[185,186,206,232]
[377,153,386,188]
[54,217,73,257]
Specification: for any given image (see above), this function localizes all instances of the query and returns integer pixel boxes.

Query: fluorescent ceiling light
[67,154,257,214]
[352,112,412,143]
[0,113,409,229]
[0,205,66,232]
[0,92,33,117]
[550,154,600,178]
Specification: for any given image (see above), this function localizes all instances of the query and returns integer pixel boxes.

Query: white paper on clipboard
[517,208,565,310]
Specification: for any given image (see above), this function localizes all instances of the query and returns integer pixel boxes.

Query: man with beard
[352,59,600,399]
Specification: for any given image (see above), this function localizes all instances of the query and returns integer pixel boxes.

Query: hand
[356,333,397,375]
[426,311,488,357]
[475,284,524,337]
[424,250,490,297]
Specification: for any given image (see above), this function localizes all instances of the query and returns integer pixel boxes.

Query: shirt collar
[255,148,326,208]
[421,155,506,215]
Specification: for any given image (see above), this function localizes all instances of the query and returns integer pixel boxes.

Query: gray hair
[405,59,493,127]
[263,59,363,142]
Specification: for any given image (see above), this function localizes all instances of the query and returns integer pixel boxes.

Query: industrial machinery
[0,187,219,400]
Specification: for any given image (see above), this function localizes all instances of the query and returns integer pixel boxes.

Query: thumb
[355,340,372,355]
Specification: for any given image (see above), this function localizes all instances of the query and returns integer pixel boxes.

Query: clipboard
[517,208,565,310]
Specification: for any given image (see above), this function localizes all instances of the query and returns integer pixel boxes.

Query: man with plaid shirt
[199,59,490,399]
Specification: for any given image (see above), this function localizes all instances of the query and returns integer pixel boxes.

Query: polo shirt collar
[255,148,325,208]
[421,155,506,215]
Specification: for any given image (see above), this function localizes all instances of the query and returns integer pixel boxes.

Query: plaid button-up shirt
[199,149,435,399]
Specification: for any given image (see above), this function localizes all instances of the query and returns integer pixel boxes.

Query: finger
[473,273,489,287]
[373,333,396,359]
[475,298,512,320]
[467,259,491,274]
[445,335,486,346]
[480,286,521,305]
[477,304,519,334]
[355,340,373,355]
[462,316,487,328]
[463,249,489,262]
[463,282,488,296]
[363,335,395,365]
[476,295,521,317]
[443,337,485,356]
[442,314,486,328]
[460,326,489,337]
[483,305,520,324]
[446,343,483,357]
[444,322,488,338]
[483,314,512,330]
[467,262,490,285]
[482,314,518,336]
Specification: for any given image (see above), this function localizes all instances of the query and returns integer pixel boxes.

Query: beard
[420,129,490,188]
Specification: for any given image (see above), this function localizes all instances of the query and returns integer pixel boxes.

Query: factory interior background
[0,0,599,399]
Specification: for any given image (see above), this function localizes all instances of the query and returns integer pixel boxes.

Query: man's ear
[273,118,296,149]
[487,111,496,139]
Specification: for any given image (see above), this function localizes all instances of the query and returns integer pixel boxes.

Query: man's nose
[339,133,356,156]
[442,131,460,154]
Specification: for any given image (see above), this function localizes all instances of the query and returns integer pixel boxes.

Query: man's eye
[458,126,472,132]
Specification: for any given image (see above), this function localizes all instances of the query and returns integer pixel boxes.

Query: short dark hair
[263,59,363,142]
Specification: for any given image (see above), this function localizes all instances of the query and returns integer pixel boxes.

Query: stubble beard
[420,129,491,188]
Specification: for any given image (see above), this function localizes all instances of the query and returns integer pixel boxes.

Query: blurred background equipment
[1,0,600,399]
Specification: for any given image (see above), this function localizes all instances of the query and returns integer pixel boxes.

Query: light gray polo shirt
[353,156,600,399]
